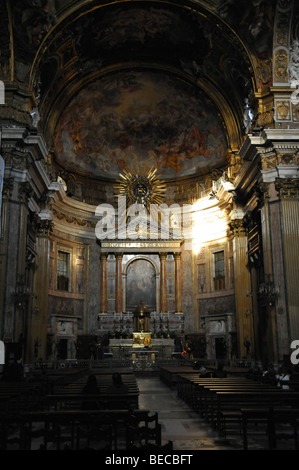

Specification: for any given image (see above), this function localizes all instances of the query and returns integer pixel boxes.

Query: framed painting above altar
[126,259,156,312]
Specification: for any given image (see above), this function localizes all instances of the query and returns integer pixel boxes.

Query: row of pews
[161,366,299,450]
[0,367,165,450]
[47,368,139,411]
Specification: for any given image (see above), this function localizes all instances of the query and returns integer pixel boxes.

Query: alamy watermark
[0,80,4,105]
[95,197,193,240]
[290,340,299,365]
[0,340,4,365]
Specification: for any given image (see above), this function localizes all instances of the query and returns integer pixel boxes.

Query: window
[57,250,70,291]
[214,250,225,290]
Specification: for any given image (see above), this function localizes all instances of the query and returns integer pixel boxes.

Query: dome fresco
[54,70,228,179]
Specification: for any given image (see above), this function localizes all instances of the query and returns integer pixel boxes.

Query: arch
[28,0,257,163]
[124,255,159,276]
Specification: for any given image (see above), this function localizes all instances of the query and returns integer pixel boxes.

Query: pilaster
[275,178,299,342]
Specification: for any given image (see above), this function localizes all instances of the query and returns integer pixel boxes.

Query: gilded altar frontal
[0,0,299,378]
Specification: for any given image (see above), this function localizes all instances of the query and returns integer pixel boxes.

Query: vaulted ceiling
[7,0,281,183]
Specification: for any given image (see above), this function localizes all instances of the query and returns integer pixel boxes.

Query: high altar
[98,210,185,365]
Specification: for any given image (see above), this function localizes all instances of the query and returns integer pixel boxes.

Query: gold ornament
[114,165,166,210]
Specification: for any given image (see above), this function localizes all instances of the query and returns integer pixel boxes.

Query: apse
[53,69,228,180]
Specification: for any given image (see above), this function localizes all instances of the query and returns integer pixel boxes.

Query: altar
[105,304,181,366]
[109,338,175,361]
[132,301,152,348]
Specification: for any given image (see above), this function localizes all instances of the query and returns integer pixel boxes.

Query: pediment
[99,214,183,242]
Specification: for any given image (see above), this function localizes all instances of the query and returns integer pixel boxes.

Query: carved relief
[57,321,73,336]
[261,154,278,170]
[256,95,275,127]
[274,49,289,83]
[276,100,290,120]
[262,153,299,170]
[52,208,96,229]
[228,153,242,179]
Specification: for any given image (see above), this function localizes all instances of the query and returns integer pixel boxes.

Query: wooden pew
[159,366,201,387]
[213,390,299,436]
[176,375,253,411]
[45,392,139,411]
[2,409,151,450]
[241,407,299,450]
[175,373,299,449]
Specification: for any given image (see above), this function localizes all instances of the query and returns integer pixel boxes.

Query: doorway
[215,336,226,359]
[58,338,68,360]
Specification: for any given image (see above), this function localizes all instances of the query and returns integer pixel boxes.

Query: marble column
[17,182,33,363]
[160,253,167,314]
[0,178,13,339]
[100,253,108,314]
[115,253,123,314]
[174,252,182,314]
[30,220,52,362]
[230,219,254,359]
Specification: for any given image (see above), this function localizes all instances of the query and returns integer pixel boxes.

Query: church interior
[1,0,299,453]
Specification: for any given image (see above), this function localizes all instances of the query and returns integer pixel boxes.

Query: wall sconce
[14,275,36,307]
[258,275,279,306]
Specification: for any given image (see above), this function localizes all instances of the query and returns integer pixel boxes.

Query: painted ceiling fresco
[70,4,210,72]
[54,70,227,179]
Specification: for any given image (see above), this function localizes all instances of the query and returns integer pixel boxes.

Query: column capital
[229,218,247,237]
[275,177,299,199]
[18,181,34,203]
[35,217,54,237]
[2,177,14,199]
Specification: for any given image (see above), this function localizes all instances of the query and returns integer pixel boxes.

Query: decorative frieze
[261,152,299,170]
[52,207,96,228]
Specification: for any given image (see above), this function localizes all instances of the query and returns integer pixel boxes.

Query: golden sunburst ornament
[114,165,166,210]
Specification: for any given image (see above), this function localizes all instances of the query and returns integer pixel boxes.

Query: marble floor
[136,375,246,451]
[136,375,299,452]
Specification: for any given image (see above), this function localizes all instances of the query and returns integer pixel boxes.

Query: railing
[30,357,254,374]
